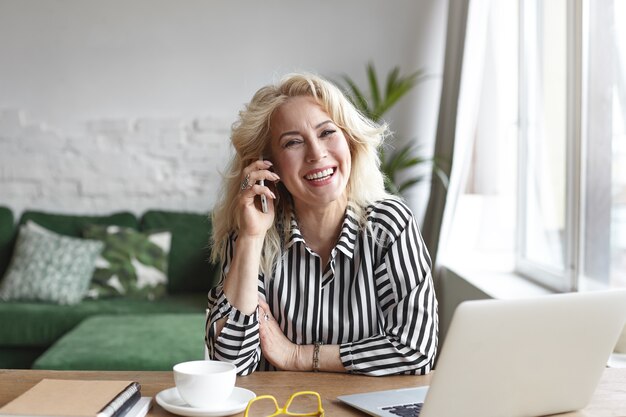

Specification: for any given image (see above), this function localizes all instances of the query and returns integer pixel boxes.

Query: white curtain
[423,0,492,268]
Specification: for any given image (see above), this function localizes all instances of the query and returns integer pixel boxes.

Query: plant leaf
[385,145,415,174]
[366,63,381,119]
[384,175,400,195]
[385,67,401,99]
[341,75,371,118]
[338,63,444,196]
[398,176,425,194]
[378,70,425,117]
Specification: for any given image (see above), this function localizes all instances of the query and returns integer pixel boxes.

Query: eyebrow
[278,120,334,140]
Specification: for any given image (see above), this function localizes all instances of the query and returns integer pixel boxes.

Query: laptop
[338,289,626,417]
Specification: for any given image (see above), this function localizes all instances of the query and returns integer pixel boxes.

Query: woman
[206,73,438,376]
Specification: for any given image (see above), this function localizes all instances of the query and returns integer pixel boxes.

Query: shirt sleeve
[339,210,439,376]
[205,234,262,376]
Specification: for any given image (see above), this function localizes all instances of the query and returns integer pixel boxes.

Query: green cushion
[141,210,218,293]
[33,314,206,370]
[19,210,139,237]
[0,206,15,278]
[0,222,104,305]
[84,225,171,300]
[0,294,206,347]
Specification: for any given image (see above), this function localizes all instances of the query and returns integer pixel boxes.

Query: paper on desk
[0,379,135,417]
[124,397,151,417]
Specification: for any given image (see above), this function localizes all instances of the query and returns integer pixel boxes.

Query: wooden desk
[1,368,625,416]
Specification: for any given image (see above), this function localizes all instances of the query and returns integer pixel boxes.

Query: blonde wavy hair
[211,72,393,275]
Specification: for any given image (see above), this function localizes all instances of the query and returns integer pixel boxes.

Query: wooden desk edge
[1,368,625,416]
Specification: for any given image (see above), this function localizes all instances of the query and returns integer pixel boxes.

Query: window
[582,0,626,290]
[442,0,519,274]
[518,0,572,290]
[443,0,626,292]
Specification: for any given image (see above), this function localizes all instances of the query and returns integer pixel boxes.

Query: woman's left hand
[258,298,306,371]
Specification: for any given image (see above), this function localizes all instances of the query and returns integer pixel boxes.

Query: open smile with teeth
[304,168,335,182]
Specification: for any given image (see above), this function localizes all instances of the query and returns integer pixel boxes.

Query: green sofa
[0,206,220,370]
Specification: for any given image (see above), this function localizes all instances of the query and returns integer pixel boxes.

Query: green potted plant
[339,63,448,195]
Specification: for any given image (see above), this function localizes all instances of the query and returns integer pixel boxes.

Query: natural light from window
[442,0,518,274]
[443,0,626,293]
[609,0,626,288]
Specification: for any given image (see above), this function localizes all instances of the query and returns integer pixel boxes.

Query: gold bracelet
[313,341,323,372]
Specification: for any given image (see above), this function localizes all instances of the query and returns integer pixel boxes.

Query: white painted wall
[0,0,448,219]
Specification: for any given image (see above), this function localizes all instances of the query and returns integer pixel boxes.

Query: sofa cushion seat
[32,313,206,371]
[0,294,207,347]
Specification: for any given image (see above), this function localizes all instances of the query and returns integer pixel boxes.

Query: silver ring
[240,174,251,191]
[264,313,269,322]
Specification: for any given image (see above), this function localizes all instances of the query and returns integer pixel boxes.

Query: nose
[306,138,327,163]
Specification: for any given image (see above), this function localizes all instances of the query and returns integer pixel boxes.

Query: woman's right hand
[236,159,280,237]
[223,159,280,316]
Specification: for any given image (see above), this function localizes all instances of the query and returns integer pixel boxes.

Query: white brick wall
[0,109,232,217]
[0,1,450,222]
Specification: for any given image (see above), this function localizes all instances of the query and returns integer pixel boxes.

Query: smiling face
[269,96,352,212]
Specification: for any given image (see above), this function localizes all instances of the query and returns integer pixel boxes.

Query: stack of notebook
[0,379,151,417]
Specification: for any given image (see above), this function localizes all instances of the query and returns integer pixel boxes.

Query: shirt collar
[286,214,306,249]
[334,205,358,259]
[285,204,359,259]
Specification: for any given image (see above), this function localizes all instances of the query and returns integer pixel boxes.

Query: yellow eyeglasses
[243,391,325,417]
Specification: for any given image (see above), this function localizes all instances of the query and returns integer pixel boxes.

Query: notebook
[0,379,149,417]
[338,289,626,417]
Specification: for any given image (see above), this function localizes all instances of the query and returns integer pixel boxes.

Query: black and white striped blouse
[205,198,438,376]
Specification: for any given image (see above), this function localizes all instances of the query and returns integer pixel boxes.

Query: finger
[259,314,268,326]
[241,159,273,178]
[242,158,278,178]
[258,299,274,321]
[247,184,277,201]
[242,169,280,187]
[251,159,273,170]
[258,298,270,312]
[240,185,276,215]
[259,311,271,323]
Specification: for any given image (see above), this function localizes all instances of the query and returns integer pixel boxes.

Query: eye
[283,139,303,149]
[320,129,336,138]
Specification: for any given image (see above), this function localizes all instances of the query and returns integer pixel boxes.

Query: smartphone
[259,156,268,213]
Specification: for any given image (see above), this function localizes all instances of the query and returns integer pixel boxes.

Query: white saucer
[155,386,256,417]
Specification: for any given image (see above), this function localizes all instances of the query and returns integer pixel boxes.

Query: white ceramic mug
[173,360,237,408]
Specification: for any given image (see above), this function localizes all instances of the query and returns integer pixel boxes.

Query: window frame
[516,0,584,292]
[517,0,623,292]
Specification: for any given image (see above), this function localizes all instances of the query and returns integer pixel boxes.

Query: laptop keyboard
[381,402,423,416]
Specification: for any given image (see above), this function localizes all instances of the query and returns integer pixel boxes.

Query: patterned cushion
[140,210,216,293]
[83,225,171,300]
[0,221,104,305]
